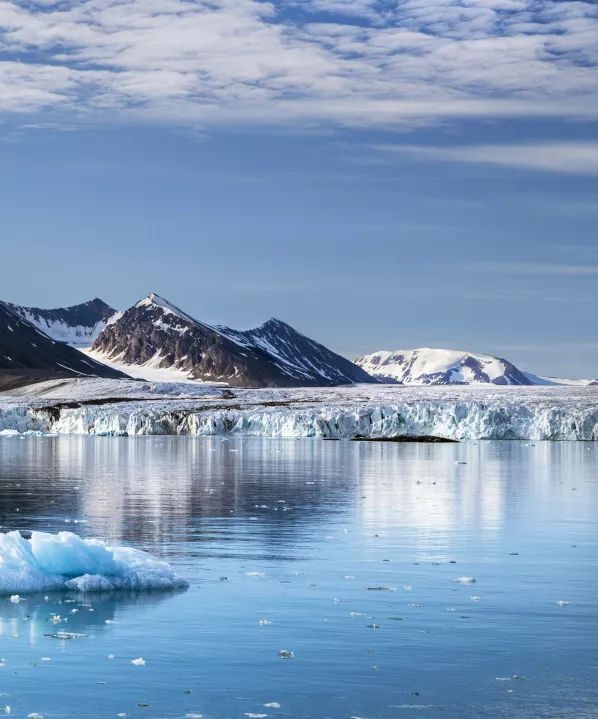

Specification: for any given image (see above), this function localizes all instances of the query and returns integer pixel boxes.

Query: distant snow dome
[355,347,532,385]
[0,531,188,595]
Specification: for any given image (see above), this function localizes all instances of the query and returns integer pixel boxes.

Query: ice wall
[1,388,597,440]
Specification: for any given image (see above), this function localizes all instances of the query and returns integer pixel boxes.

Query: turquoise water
[0,437,597,719]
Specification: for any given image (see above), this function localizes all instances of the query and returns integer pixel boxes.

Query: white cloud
[0,0,597,127]
[464,261,598,275]
[374,141,598,174]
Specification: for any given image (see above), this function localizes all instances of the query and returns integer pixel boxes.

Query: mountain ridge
[5,298,116,346]
[91,292,374,387]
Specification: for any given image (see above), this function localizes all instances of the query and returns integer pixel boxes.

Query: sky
[0,0,597,378]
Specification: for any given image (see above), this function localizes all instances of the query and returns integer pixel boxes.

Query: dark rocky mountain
[5,298,116,346]
[223,317,373,385]
[91,293,375,387]
[0,302,126,378]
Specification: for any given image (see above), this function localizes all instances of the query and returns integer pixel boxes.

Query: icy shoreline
[0,380,597,440]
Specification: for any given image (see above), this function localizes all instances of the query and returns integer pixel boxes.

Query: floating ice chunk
[454,576,476,584]
[278,649,294,658]
[264,703,280,709]
[556,600,571,606]
[9,595,23,604]
[131,657,146,666]
[0,531,188,595]
[45,631,86,640]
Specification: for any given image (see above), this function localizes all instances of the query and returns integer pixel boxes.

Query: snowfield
[0,380,597,440]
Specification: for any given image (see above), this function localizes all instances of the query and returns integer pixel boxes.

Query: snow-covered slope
[355,348,531,385]
[90,293,374,388]
[0,302,126,379]
[6,298,117,346]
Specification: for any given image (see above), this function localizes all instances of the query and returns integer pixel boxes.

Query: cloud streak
[374,141,598,174]
[464,261,598,275]
[0,0,597,128]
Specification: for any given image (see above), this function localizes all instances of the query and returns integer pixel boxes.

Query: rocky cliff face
[6,298,116,346]
[0,302,126,378]
[92,293,375,387]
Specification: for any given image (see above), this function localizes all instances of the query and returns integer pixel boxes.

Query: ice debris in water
[278,649,294,658]
[0,530,188,595]
[131,657,146,666]
[454,576,476,584]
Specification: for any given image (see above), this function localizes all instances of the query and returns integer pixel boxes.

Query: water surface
[0,437,597,719]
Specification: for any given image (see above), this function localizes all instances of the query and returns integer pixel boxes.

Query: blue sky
[1,0,597,377]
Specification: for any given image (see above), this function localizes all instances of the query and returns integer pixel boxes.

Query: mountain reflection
[1,437,595,557]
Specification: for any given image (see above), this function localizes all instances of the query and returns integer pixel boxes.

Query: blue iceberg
[0,530,188,595]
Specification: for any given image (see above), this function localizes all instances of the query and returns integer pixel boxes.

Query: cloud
[0,0,597,127]
[374,140,598,174]
[463,261,598,275]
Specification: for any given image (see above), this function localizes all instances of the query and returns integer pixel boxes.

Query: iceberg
[0,531,188,595]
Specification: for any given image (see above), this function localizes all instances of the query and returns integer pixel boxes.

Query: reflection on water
[0,591,182,646]
[0,437,597,719]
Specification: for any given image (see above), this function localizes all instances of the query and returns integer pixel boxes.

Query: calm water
[0,437,597,719]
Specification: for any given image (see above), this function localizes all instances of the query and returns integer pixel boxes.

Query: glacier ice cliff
[0,531,188,595]
[0,385,597,440]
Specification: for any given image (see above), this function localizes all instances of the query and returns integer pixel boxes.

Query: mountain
[0,302,126,379]
[5,298,117,346]
[90,293,374,387]
[355,347,532,385]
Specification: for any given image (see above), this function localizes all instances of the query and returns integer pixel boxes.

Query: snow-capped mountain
[355,347,532,385]
[6,298,117,346]
[0,302,125,378]
[90,293,374,387]
[221,317,373,386]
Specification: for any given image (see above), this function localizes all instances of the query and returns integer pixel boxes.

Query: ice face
[0,531,188,596]
[1,385,597,440]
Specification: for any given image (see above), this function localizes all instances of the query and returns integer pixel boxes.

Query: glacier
[0,382,597,440]
[0,530,188,595]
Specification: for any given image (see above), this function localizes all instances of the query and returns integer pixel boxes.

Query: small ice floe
[455,461,467,465]
[27,713,43,719]
[0,706,10,715]
[9,595,23,604]
[264,703,280,709]
[469,596,480,602]
[244,714,267,718]
[131,657,146,666]
[454,576,476,584]
[185,714,203,718]
[259,619,273,626]
[556,600,571,606]
[367,586,396,592]
[367,623,381,630]
[278,649,294,659]
[0,530,188,595]
[45,631,85,640]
